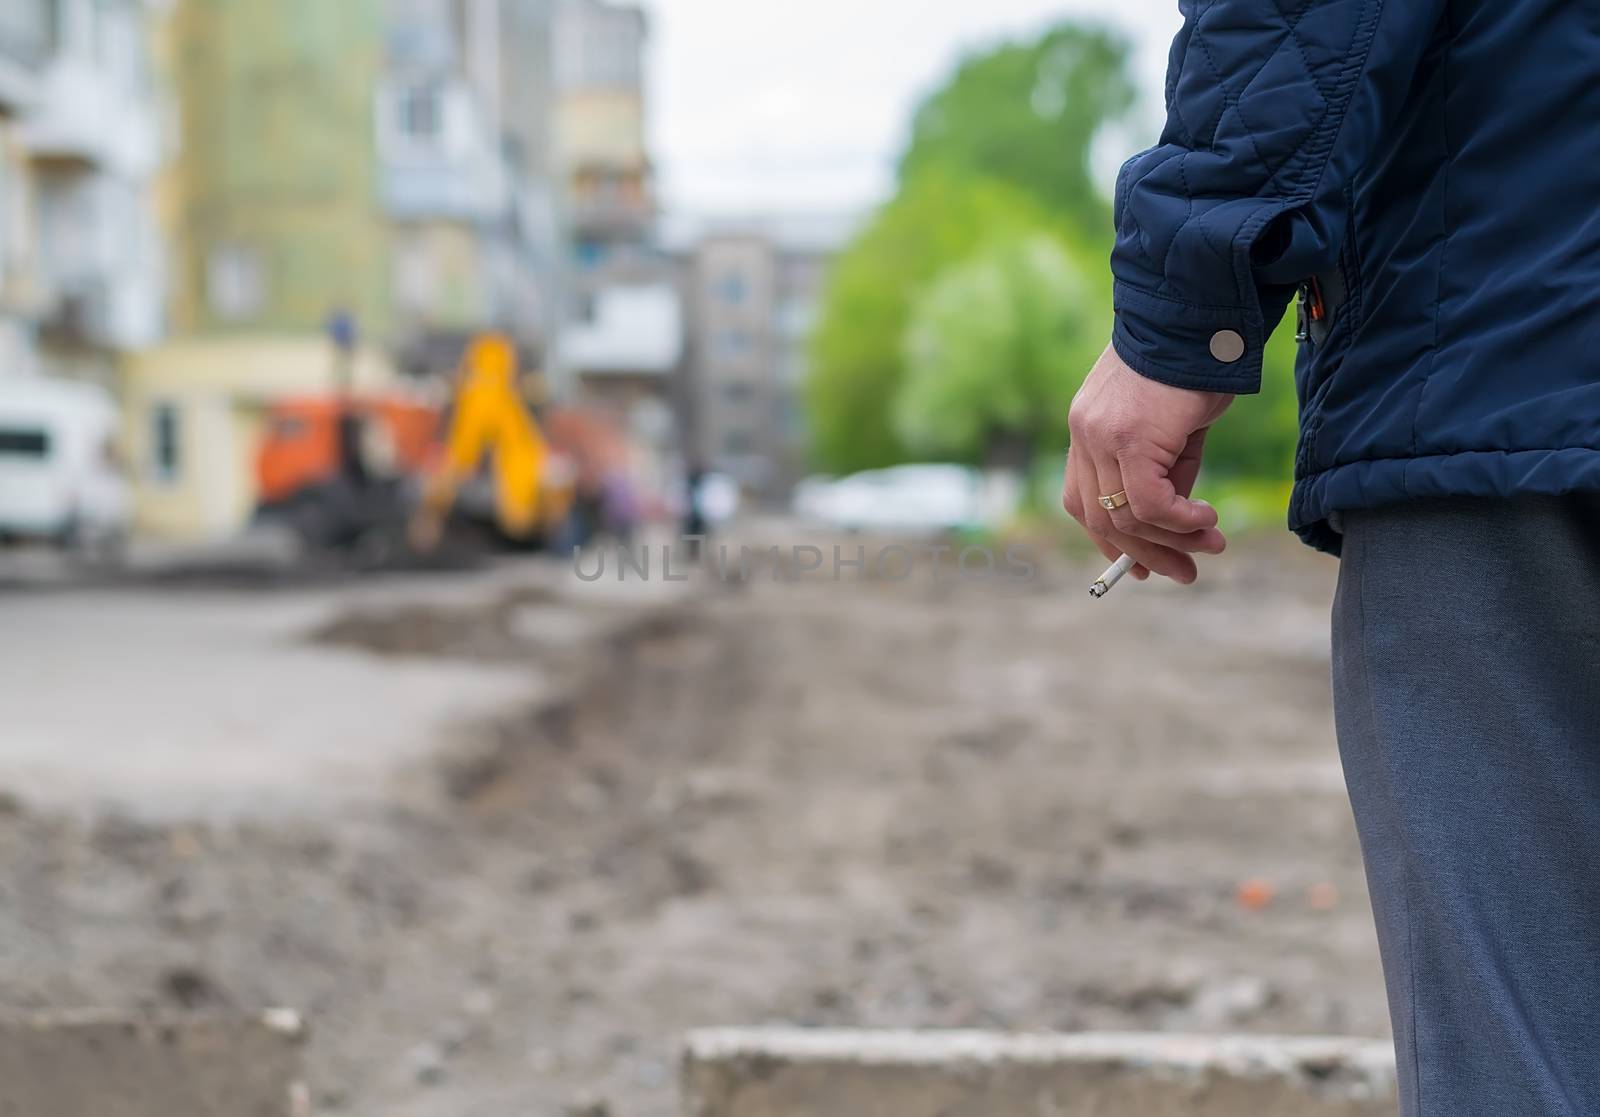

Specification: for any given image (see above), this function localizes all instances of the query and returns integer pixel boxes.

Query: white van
[0,377,131,547]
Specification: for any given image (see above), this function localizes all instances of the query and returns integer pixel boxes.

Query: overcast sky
[639,0,1183,216]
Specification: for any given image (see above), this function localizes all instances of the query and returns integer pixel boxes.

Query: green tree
[806,18,1303,489]
[898,24,1136,238]
[896,234,1106,464]
[805,173,1062,473]
[806,22,1138,474]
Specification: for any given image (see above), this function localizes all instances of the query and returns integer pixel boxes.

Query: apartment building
[381,0,566,373]
[553,0,652,278]
[677,216,854,498]
[131,0,568,540]
[0,0,166,386]
[28,0,167,384]
[0,2,48,379]
[553,0,680,449]
[161,0,389,339]
[158,0,556,351]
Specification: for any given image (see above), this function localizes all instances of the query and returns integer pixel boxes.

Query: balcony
[569,196,654,239]
[383,161,508,223]
[33,169,164,352]
[37,276,161,352]
[24,56,160,173]
[379,78,510,223]
[561,284,683,378]
[19,0,158,168]
[37,281,112,348]
[36,273,162,352]
[567,163,654,237]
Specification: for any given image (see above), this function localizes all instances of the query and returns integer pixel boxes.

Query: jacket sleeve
[1110,0,1446,393]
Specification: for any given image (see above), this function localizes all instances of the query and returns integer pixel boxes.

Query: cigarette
[1089,554,1139,600]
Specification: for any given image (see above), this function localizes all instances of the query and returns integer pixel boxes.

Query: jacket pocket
[1296,208,1366,472]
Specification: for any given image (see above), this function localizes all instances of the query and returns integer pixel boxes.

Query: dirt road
[0,536,1386,1116]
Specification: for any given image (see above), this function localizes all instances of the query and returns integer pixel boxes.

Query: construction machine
[253,333,580,560]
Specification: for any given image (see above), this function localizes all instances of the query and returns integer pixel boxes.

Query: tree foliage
[805,19,1301,488]
[899,25,1137,239]
[805,173,1062,473]
[896,234,1105,463]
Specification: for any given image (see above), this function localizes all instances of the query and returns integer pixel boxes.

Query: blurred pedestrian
[600,468,639,546]
[683,460,710,544]
[1063,3,1600,1113]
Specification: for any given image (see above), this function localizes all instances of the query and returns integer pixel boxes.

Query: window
[151,403,180,482]
[721,382,755,405]
[583,24,640,88]
[723,429,752,456]
[776,396,806,439]
[393,234,435,313]
[34,174,97,290]
[714,271,748,307]
[0,428,49,458]
[397,84,442,143]
[269,415,310,441]
[716,330,751,360]
[207,244,264,321]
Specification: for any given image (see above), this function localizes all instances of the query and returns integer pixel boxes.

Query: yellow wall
[391,221,491,330]
[157,0,391,339]
[556,90,648,168]
[121,335,402,541]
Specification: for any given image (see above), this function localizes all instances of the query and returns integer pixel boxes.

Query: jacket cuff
[1111,281,1264,395]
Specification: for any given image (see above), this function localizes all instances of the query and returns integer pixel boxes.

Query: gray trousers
[1334,496,1600,1116]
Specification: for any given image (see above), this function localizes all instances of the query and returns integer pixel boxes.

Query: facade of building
[0,1,49,380]
[138,0,394,539]
[496,0,565,368]
[550,0,682,460]
[121,335,401,540]
[160,0,559,355]
[133,0,567,540]
[381,0,564,371]
[0,0,166,387]
[162,0,390,339]
[382,0,509,354]
[3,0,678,542]
[552,0,653,285]
[676,216,852,498]
[28,0,167,384]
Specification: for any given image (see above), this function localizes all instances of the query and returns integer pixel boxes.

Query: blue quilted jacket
[1111,0,1600,553]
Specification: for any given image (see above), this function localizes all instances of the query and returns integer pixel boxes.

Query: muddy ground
[0,535,1388,1116]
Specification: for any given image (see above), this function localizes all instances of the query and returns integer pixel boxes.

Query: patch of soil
[0,539,1381,1117]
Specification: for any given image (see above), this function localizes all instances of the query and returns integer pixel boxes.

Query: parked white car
[792,464,1016,536]
[0,377,131,548]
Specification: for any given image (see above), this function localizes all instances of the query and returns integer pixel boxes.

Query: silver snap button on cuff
[1210,330,1246,364]
[1209,328,1248,363]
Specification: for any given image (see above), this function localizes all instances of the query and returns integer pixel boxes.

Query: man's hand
[1063,346,1235,585]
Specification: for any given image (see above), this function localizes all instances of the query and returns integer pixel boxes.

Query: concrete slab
[0,568,549,819]
[0,1010,308,1117]
[682,1029,1397,1117]
[0,555,696,821]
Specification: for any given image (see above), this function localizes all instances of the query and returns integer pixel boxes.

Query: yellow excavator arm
[410,334,566,550]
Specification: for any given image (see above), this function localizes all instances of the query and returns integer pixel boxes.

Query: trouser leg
[1333,495,1600,1116]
